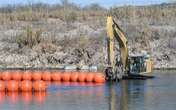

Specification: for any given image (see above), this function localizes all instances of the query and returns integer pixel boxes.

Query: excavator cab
[129,55,146,74]
[124,54,153,79]
[128,54,152,75]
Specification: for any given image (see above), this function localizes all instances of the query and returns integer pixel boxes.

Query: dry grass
[0,2,106,24]
[16,26,42,48]
[0,2,175,26]
[109,4,176,25]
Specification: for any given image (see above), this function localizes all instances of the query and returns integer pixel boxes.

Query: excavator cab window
[128,56,146,74]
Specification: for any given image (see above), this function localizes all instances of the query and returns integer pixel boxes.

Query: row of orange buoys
[0,71,105,83]
[0,80,46,92]
[0,70,105,92]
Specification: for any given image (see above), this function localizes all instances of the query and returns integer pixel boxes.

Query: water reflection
[21,92,32,104]
[107,80,147,110]
[33,92,46,104]
[0,81,147,110]
[7,92,19,104]
[0,92,5,104]
[0,71,176,110]
[120,80,147,110]
[0,91,47,106]
[107,83,120,110]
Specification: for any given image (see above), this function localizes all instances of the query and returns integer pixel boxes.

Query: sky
[0,0,173,8]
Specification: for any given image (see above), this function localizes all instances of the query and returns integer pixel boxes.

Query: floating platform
[123,74,155,80]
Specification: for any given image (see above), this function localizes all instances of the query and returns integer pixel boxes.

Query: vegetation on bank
[0,0,175,68]
[0,1,106,23]
[0,1,175,24]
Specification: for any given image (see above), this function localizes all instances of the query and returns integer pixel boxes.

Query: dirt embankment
[0,3,175,69]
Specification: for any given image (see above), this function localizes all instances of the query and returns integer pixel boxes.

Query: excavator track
[105,65,124,81]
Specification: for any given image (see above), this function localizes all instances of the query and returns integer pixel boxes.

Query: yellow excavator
[105,16,153,81]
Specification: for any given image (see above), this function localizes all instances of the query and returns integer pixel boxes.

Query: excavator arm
[106,16,128,81]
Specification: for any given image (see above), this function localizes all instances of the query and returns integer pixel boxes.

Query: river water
[0,70,176,110]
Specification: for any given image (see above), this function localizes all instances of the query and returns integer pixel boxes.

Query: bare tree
[61,0,69,7]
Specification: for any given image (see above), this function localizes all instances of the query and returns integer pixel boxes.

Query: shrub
[65,11,77,23]
[16,26,42,48]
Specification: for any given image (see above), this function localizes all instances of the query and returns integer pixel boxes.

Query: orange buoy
[2,71,11,81]
[0,81,5,91]
[21,80,32,92]
[33,81,46,92]
[62,72,71,82]
[12,71,22,81]
[94,73,105,83]
[7,80,19,91]
[86,73,95,82]
[51,72,61,81]
[22,71,32,80]
[78,73,86,82]
[32,71,42,81]
[42,71,51,81]
[70,72,78,82]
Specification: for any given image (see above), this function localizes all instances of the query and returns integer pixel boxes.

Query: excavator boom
[106,16,128,80]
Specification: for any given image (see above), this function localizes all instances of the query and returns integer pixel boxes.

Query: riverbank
[0,3,175,68]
